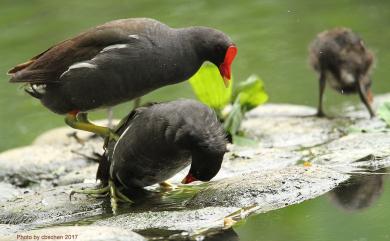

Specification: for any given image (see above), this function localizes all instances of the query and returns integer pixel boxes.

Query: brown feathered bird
[309,27,375,117]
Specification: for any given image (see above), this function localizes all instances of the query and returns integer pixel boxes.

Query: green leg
[70,185,110,200]
[109,180,133,214]
[70,180,133,215]
[65,112,119,141]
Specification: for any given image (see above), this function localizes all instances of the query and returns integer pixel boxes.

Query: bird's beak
[181,173,198,184]
[219,45,237,88]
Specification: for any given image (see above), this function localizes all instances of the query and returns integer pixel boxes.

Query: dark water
[236,171,390,241]
[1,1,390,240]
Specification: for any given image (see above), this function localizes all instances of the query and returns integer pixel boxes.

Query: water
[1,1,390,240]
[235,171,390,241]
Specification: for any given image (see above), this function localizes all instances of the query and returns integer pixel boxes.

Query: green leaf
[378,102,390,126]
[224,95,243,136]
[234,75,268,111]
[189,63,232,111]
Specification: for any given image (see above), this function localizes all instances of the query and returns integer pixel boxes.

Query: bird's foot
[69,185,110,200]
[69,180,133,215]
[316,110,326,117]
[158,181,175,191]
[109,180,133,214]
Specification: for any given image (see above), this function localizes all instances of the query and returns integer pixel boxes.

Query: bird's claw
[69,185,110,201]
[69,181,133,215]
[316,111,326,117]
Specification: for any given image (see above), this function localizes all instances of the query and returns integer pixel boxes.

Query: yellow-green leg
[70,185,110,200]
[109,180,133,214]
[70,180,133,215]
[65,112,119,141]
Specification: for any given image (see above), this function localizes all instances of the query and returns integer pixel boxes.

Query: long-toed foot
[70,180,133,215]
[108,180,133,214]
[70,184,110,200]
[65,112,119,141]
[316,110,326,117]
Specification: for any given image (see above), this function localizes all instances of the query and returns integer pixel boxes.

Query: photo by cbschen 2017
[1,1,390,241]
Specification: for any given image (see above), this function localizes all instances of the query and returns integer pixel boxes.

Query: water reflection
[138,228,239,241]
[203,228,240,241]
[328,170,385,211]
[235,170,390,241]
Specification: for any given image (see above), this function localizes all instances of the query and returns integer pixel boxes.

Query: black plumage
[309,27,375,117]
[97,99,227,189]
[8,18,236,115]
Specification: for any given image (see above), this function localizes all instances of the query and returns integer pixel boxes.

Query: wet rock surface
[1,96,390,239]
[186,165,348,209]
[96,207,238,233]
[0,183,104,227]
[242,103,349,149]
[0,139,101,188]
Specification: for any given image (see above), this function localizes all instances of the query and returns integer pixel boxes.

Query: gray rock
[1,226,145,241]
[0,143,101,187]
[96,207,237,233]
[167,146,302,184]
[245,103,317,117]
[0,182,24,203]
[242,104,347,149]
[57,164,99,186]
[0,183,104,227]
[311,133,390,167]
[0,224,21,237]
[186,165,349,210]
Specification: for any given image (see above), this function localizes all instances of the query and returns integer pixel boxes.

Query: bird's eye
[215,45,224,53]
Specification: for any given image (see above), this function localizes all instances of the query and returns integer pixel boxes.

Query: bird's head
[191,27,237,87]
[181,148,226,184]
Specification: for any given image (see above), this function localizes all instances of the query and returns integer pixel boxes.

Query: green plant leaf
[224,95,243,136]
[189,63,232,111]
[378,102,390,126]
[234,75,268,111]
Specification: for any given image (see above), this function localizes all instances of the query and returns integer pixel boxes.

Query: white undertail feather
[26,84,46,95]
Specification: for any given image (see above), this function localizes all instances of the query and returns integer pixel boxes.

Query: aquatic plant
[189,63,268,144]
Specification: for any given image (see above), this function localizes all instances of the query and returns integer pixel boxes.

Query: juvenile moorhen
[72,99,227,212]
[309,27,375,117]
[8,18,237,138]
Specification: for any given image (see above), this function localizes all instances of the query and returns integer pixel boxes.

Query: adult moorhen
[309,27,375,117]
[8,18,237,138]
[72,99,228,213]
